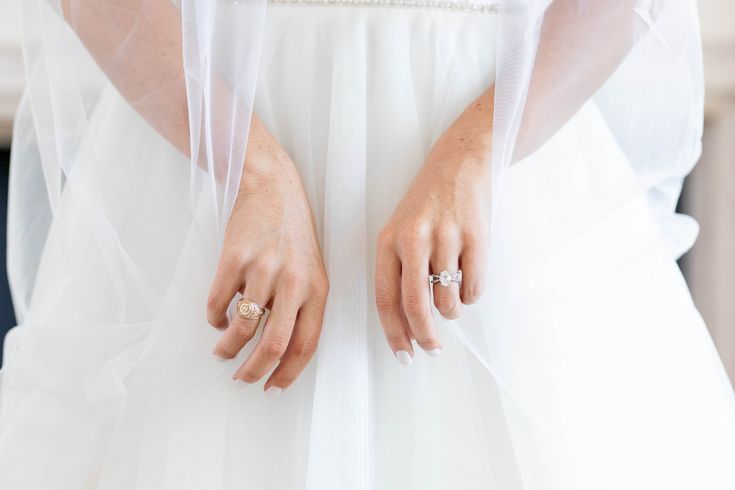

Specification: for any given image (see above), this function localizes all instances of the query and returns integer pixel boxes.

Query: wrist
[428,129,492,182]
[428,87,494,177]
[239,116,300,194]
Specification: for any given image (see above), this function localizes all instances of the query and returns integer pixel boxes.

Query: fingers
[375,221,488,364]
[430,228,463,319]
[401,250,442,355]
[459,232,487,305]
[207,255,243,330]
[264,295,326,393]
[375,235,414,365]
[211,249,328,395]
[232,287,300,385]
[212,278,272,359]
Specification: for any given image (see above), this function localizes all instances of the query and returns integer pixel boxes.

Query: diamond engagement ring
[236,297,266,321]
[429,270,462,287]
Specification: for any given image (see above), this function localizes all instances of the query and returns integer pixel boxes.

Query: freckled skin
[375,87,494,359]
[208,115,329,394]
[209,85,493,390]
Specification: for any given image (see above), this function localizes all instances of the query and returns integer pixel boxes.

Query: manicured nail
[426,348,443,357]
[395,350,413,366]
[265,386,282,399]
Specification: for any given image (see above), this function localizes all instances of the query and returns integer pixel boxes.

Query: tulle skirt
[2,5,735,490]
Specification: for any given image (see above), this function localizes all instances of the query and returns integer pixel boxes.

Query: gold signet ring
[236,297,265,321]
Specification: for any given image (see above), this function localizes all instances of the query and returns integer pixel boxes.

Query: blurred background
[0,1,733,384]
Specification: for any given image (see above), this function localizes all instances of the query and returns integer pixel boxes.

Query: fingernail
[395,350,413,366]
[265,386,282,399]
[426,348,443,357]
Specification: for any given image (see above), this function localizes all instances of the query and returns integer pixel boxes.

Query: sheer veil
[5,0,734,488]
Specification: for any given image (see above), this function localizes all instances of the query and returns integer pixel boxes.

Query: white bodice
[220,0,502,13]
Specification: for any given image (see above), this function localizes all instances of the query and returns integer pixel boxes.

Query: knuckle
[402,294,429,319]
[462,281,485,304]
[434,294,458,313]
[377,227,396,248]
[264,335,289,358]
[206,294,224,315]
[222,252,247,271]
[280,265,306,291]
[397,240,422,257]
[399,221,431,243]
[440,303,462,319]
[250,255,278,278]
[463,225,490,247]
[312,275,330,300]
[375,292,399,315]
[293,337,319,359]
[433,222,460,244]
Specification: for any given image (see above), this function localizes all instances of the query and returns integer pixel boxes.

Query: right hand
[207,116,329,396]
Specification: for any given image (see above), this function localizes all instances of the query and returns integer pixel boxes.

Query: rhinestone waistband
[222,0,502,13]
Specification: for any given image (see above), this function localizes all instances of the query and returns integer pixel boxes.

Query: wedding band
[236,297,266,321]
[429,270,462,287]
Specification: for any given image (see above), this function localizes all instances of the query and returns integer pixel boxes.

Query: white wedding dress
[2,3,735,490]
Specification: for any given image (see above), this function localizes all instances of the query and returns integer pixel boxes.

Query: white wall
[0,0,22,144]
[699,0,735,115]
[686,0,735,385]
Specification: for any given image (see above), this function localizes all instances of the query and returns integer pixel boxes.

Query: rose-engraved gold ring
[236,297,266,321]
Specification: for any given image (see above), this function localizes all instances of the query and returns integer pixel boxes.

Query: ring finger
[233,291,300,383]
[430,240,463,320]
[213,281,272,359]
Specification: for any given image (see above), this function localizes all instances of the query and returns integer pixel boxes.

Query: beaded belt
[221,0,502,13]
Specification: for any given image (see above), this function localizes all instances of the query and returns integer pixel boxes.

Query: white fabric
[2,2,735,489]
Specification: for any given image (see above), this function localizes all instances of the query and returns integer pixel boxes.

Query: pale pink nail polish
[265,386,282,398]
[426,348,443,357]
[395,350,413,366]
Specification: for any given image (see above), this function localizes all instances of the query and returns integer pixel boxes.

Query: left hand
[375,88,494,364]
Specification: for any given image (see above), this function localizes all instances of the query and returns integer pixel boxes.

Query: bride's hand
[375,89,493,364]
[208,116,328,395]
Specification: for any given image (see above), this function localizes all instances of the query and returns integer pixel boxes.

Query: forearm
[448,2,643,183]
[435,86,494,175]
[512,0,644,161]
[59,0,288,188]
[60,0,191,156]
